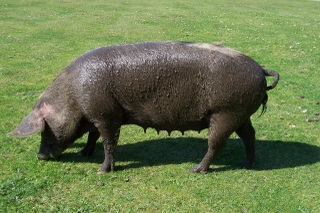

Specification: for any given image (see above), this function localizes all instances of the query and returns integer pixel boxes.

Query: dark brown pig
[9,41,279,174]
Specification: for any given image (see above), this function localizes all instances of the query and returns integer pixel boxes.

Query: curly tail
[265,70,280,91]
[261,70,280,115]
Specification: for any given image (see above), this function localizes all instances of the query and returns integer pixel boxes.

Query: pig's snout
[37,145,62,160]
[37,152,50,160]
[37,151,61,160]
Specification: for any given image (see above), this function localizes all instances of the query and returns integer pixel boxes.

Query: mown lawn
[1,0,319,212]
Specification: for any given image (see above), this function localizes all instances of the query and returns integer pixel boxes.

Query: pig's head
[8,102,82,160]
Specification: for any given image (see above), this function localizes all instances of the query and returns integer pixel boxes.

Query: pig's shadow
[60,137,320,171]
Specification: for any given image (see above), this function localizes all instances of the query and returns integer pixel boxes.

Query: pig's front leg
[96,124,121,174]
[78,131,100,156]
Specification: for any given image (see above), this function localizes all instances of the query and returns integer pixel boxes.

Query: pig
[8,41,279,174]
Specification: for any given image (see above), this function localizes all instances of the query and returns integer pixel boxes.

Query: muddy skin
[9,41,279,174]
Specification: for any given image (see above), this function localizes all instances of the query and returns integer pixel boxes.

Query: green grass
[1,0,319,212]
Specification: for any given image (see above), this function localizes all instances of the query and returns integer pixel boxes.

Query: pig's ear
[7,103,53,137]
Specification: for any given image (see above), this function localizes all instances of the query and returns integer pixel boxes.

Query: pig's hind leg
[235,119,255,169]
[190,113,237,173]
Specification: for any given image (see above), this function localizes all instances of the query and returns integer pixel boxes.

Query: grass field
[1,0,319,212]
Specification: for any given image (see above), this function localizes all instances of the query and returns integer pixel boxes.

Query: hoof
[241,161,254,170]
[78,149,94,157]
[97,169,107,175]
[190,164,208,174]
[97,163,114,174]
